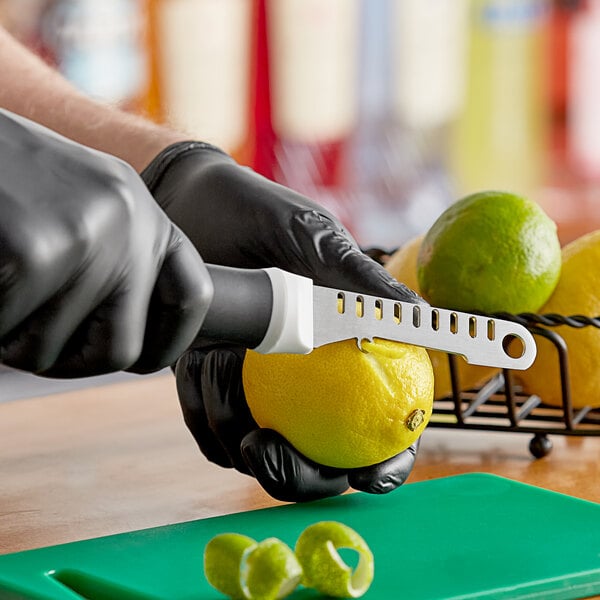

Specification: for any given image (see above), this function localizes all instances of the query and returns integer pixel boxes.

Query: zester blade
[312,286,536,370]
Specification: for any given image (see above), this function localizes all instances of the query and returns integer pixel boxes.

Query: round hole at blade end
[502,334,525,359]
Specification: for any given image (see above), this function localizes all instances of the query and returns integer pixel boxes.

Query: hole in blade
[450,312,458,334]
[394,303,402,324]
[487,319,495,341]
[375,299,383,320]
[356,296,364,318]
[431,309,439,330]
[502,334,525,359]
[469,317,477,338]
[337,292,345,314]
[413,305,421,327]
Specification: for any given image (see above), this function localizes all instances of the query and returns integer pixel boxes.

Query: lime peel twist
[295,521,374,598]
[204,533,257,600]
[241,537,302,600]
[204,521,374,599]
[204,533,301,600]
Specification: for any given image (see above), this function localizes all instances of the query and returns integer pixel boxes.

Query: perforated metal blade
[312,286,536,370]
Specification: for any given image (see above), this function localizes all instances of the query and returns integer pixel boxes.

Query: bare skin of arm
[0,26,185,171]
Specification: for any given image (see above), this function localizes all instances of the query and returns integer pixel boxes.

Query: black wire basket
[365,247,600,458]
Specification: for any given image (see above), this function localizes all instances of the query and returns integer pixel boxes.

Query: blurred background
[2,0,600,249]
[2,0,600,398]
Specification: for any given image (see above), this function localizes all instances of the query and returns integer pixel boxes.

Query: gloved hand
[0,110,213,377]
[142,141,424,502]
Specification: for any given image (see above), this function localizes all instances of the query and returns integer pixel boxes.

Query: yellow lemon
[242,339,434,469]
[417,191,561,314]
[383,234,423,292]
[517,230,600,408]
[385,235,499,400]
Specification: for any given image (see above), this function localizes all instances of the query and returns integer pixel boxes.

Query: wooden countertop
[1,374,599,557]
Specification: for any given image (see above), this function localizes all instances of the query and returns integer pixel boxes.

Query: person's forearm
[0,26,186,171]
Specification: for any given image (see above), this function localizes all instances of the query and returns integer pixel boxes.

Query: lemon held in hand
[385,234,499,400]
[417,190,561,314]
[517,229,600,408]
[242,339,434,469]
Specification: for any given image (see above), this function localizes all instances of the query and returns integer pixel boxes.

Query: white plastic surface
[253,268,314,354]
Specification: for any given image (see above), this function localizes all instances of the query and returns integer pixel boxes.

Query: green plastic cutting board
[0,473,599,600]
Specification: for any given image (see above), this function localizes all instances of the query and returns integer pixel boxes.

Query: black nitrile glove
[0,111,212,377]
[142,142,424,502]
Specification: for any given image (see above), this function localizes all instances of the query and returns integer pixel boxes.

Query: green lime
[417,190,561,314]
[241,538,302,600]
[204,533,257,599]
[295,521,374,598]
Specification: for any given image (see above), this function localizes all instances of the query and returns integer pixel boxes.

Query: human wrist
[0,26,188,172]
[101,117,188,173]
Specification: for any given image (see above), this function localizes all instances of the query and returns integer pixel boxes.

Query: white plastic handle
[253,268,314,354]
